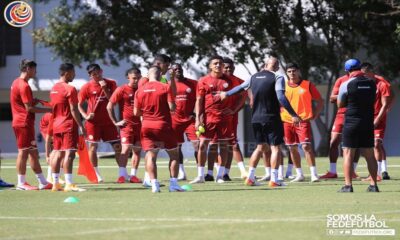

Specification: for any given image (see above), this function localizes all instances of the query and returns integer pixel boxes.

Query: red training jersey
[50,82,79,134]
[109,84,141,126]
[40,112,52,137]
[78,78,117,126]
[172,78,197,124]
[10,78,35,127]
[196,74,230,123]
[134,81,175,129]
[331,74,350,114]
[374,80,390,117]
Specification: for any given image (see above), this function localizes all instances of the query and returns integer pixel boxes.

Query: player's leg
[321,132,341,179]
[259,148,271,181]
[232,143,247,179]
[361,147,379,192]
[302,143,319,182]
[167,147,185,192]
[222,144,233,181]
[339,147,355,192]
[215,140,228,183]
[205,142,217,181]
[129,146,142,183]
[269,145,284,186]
[288,145,304,182]
[374,138,383,180]
[190,138,210,183]
[116,143,131,183]
[63,149,85,192]
[381,145,390,180]
[111,141,122,168]
[245,143,267,186]
[88,142,102,182]
[284,145,294,178]
[145,149,160,192]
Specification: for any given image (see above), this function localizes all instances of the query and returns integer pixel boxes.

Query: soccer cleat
[16,182,39,191]
[258,175,271,182]
[244,178,260,186]
[290,175,305,182]
[362,175,382,182]
[152,182,161,193]
[382,172,390,180]
[51,183,64,192]
[190,176,205,184]
[240,171,248,180]
[222,174,232,181]
[338,185,353,193]
[320,171,338,179]
[285,172,293,179]
[311,175,320,183]
[169,183,185,192]
[177,171,187,181]
[64,184,86,192]
[215,177,225,184]
[367,185,380,192]
[39,182,53,190]
[129,176,142,183]
[0,179,14,188]
[269,181,286,187]
[142,179,152,188]
[116,176,127,184]
[204,174,214,181]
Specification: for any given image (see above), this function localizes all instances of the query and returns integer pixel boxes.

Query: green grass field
[0,156,399,240]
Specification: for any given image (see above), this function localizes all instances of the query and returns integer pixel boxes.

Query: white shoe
[285,173,293,179]
[311,175,320,182]
[143,179,152,188]
[278,176,284,182]
[215,177,225,184]
[151,181,160,193]
[258,175,271,182]
[240,171,248,179]
[290,175,305,182]
[97,176,104,183]
[177,171,187,181]
[169,182,185,192]
[190,176,205,184]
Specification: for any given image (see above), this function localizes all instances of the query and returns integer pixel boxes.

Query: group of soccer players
[4,53,393,192]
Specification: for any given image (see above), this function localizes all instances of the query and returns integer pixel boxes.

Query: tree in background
[33,0,400,155]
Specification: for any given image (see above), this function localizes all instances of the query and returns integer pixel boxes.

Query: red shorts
[140,125,178,151]
[230,114,239,145]
[374,117,387,141]
[171,118,198,143]
[120,124,141,146]
[13,126,37,150]
[201,120,234,144]
[331,113,344,134]
[53,130,78,151]
[85,122,120,143]
[283,121,312,145]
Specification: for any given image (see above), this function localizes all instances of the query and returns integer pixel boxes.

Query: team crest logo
[223,83,229,88]
[186,88,191,93]
[4,1,33,28]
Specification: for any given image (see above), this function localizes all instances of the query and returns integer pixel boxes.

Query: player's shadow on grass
[192,187,285,192]
[87,186,150,191]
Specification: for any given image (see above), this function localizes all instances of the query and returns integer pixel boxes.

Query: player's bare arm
[24,102,51,113]
[70,103,86,136]
[374,96,389,128]
[195,96,204,130]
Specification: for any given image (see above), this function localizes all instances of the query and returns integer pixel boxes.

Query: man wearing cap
[78,63,121,182]
[337,58,379,192]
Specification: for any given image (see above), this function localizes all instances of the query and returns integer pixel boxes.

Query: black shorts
[342,127,374,148]
[252,120,284,146]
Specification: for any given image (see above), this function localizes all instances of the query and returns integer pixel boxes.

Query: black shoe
[204,174,214,181]
[382,172,391,180]
[367,185,380,192]
[0,179,14,188]
[338,185,353,193]
[222,174,232,181]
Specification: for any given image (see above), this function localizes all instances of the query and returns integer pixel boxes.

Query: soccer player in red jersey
[361,62,393,180]
[190,55,231,184]
[39,112,56,182]
[107,67,142,184]
[169,63,199,181]
[10,59,52,190]
[134,66,184,193]
[78,64,121,182]
[50,63,86,192]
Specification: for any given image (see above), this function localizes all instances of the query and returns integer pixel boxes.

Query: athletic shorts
[342,126,374,148]
[13,126,37,150]
[171,118,198,143]
[201,120,234,143]
[140,125,178,151]
[374,116,387,141]
[120,124,141,146]
[331,113,344,134]
[85,121,120,143]
[283,121,312,145]
[252,119,284,146]
[53,130,78,151]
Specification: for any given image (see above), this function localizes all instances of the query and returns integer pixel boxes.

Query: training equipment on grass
[77,136,98,183]
[64,196,79,203]
[181,184,192,191]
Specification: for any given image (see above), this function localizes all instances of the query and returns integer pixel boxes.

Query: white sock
[329,163,337,173]
[381,160,387,172]
[170,177,177,184]
[216,166,225,178]
[237,161,246,173]
[286,164,293,175]
[248,167,256,180]
[271,169,278,182]
[64,173,73,185]
[130,168,137,176]
[36,173,48,185]
[179,164,185,173]
[353,162,358,171]
[295,168,303,177]
[265,167,271,176]
[17,174,26,185]
[52,173,60,184]
[215,164,220,173]
[198,167,205,177]
[119,167,128,178]
[278,165,284,179]
[224,168,230,175]
[144,171,150,182]
[310,166,317,177]
[207,170,213,176]
[47,166,52,180]
[94,167,102,179]
[377,161,382,176]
